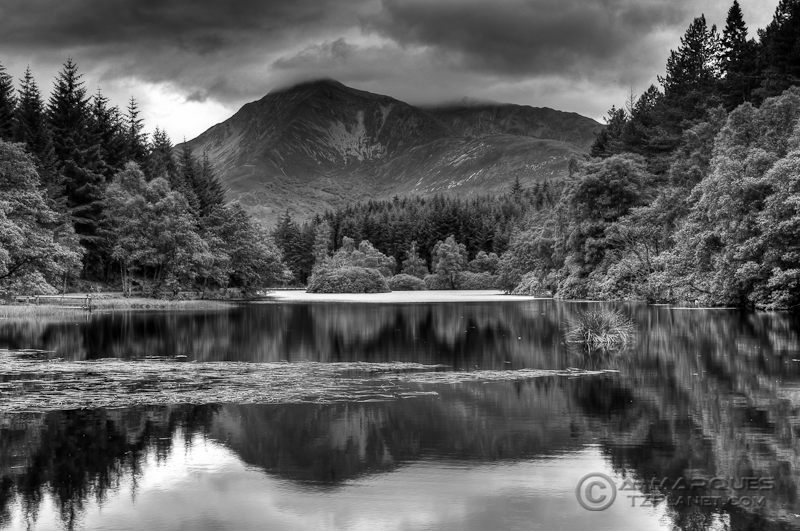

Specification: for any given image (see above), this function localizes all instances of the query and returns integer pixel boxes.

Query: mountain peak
[271,78,346,93]
[183,82,602,225]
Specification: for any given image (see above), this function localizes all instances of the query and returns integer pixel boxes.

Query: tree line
[0,60,286,297]
[271,181,556,284]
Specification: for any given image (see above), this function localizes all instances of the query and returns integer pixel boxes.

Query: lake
[1,298,799,530]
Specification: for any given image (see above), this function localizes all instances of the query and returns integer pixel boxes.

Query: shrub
[511,272,552,296]
[423,274,451,290]
[457,271,499,289]
[467,251,500,274]
[565,308,635,350]
[325,238,396,277]
[307,266,390,293]
[388,274,426,291]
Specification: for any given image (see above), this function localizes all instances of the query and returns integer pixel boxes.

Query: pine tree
[178,142,202,214]
[47,59,106,270]
[662,15,721,97]
[0,63,15,141]
[313,220,332,269]
[758,0,800,98]
[48,59,89,163]
[620,85,664,156]
[89,89,125,178]
[146,129,202,214]
[14,67,60,196]
[272,209,307,283]
[656,15,722,153]
[146,128,176,180]
[195,152,226,216]
[590,105,628,157]
[510,176,523,196]
[719,0,759,108]
[123,96,148,164]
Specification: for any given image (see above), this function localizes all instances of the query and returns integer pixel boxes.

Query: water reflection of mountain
[1,303,800,529]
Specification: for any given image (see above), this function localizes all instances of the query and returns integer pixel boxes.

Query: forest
[0,61,287,298]
[273,0,800,309]
[2,0,800,308]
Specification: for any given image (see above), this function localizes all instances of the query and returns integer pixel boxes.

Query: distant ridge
[181,79,603,224]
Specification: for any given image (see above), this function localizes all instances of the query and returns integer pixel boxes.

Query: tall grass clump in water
[566,308,635,350]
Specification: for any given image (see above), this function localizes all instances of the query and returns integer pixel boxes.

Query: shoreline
[0,290,762,317]
[0,296,237,318]
[262,289,548,304]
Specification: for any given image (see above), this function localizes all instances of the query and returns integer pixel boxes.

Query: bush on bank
[306,266,390,293]
[388,274,426,291]
[457,272,499,290]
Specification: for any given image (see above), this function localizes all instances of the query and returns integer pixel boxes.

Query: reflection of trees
[0,406,217,529]
[0,302,588,369]
[590,307,800,530]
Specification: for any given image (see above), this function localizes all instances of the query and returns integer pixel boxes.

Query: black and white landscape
[1,1,800,530]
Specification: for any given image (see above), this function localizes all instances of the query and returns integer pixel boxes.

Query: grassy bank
[0,295,235,318]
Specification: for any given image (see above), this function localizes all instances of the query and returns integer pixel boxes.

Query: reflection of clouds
[6,433,667,531]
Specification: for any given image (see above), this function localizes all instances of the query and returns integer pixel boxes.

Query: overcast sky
[0,0,777,140]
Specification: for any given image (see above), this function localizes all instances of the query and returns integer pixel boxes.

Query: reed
[566,308,635,350]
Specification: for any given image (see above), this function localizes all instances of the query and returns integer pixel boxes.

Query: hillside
[182,79,602,224]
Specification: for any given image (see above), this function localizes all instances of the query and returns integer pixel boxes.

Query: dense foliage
[306,266,390,294]
[272,184,554,284]
[387,274,426,291]
[0,61,287,297]
[503,0,800,309]
[0,142,81,296]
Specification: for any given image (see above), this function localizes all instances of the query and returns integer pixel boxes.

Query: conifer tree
[313,220,332,269]
[659,15,722,140]
[0,63,15,141]
[14,67,59,196]
[123,96,148,164]
[89,89,125,178]
[47,59,106,269]
[510,176,523,196]
[719,0,759,108]
[590,105,628,157]
[195,152,226,216]
[758,0,800,98]
[178,142,202,214]
[272,209,306,283]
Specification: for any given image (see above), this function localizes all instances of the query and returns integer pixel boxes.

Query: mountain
[181,79,602,225]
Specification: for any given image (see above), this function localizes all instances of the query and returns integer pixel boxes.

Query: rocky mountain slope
[181,79,602,224]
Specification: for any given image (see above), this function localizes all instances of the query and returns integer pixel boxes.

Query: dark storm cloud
[0,0,775,138]
[361,0,693,81]
[0,0,371,103]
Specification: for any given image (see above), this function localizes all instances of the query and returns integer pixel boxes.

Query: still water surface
[1,300,799,530]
